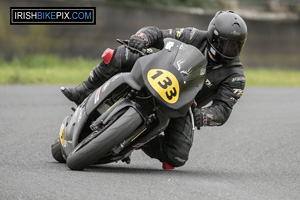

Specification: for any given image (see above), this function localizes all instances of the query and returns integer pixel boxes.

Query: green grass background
[0,54,299,87]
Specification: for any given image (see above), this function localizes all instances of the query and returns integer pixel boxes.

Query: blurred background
[1,0,300,85]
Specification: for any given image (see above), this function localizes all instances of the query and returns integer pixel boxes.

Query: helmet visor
[210,33,244,59]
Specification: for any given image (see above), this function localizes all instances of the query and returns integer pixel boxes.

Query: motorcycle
[51,38,207,170]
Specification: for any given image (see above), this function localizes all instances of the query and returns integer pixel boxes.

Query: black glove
[191,103,203,130]
[129,32,149,50]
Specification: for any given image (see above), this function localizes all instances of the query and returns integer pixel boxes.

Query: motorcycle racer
[61,10,247,169]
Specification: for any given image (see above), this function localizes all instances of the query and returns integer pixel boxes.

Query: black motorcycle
[51,38,207,170]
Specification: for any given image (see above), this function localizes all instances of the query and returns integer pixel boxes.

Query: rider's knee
[164,148,189,167]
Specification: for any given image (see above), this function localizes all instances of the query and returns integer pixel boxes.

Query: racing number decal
[147,69,179,104]
[59,124,65,147]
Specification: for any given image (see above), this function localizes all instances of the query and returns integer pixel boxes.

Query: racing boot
[61,48,115,105]
[60,75,99,105]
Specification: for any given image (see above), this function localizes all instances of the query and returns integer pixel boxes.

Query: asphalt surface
[0,86,299,200]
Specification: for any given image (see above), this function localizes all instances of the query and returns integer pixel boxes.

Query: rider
[61,10,247,169]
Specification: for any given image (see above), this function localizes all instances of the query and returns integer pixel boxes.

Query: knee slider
[165,149,188,167]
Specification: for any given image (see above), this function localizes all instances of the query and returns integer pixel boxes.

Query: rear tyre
[51,138,66,163]
[66,107,142,170]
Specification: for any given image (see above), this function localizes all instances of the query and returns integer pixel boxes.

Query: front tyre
[66,107,142,171]
[51,138,66,163]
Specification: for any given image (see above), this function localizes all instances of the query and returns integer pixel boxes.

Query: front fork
[189,107,195,131]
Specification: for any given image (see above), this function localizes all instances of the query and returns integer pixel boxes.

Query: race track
[0,86,299,200]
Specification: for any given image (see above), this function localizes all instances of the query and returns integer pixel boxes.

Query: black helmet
[207,11,247,64]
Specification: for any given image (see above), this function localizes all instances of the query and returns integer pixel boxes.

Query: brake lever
[116,39,152,56]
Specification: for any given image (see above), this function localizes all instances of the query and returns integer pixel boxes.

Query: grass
[0,54,299,87]
[244,68,300,87]
[0,55,96,85]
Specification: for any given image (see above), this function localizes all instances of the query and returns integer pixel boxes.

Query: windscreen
[172,43,207,81]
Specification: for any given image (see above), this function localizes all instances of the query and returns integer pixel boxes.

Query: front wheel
[66,107,142,170]
[51,138,66,163]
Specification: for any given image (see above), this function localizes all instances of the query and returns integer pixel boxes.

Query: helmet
[207,11,247,64]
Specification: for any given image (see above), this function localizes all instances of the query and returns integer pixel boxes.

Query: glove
[191,103,203,130]
[129,32,149,50]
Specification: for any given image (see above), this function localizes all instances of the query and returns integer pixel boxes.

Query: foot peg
[122,156,131,164]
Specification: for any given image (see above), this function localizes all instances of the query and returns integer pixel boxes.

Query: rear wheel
[51,138,66,163]
[66,107,142,170]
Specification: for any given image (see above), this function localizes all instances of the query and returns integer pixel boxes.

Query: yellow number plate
[147,69,180,104]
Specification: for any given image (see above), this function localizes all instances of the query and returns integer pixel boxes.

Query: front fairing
[135,38,207,117]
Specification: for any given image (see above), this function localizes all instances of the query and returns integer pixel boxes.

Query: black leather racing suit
[93,26,246,167]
